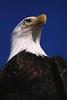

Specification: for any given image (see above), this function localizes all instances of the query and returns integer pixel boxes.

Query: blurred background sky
[0,0,67,68]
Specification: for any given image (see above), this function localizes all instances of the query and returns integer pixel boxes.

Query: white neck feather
[7,28,47,61]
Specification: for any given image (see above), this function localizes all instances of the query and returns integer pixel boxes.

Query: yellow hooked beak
[36,14,47,25]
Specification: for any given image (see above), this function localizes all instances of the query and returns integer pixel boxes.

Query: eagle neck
[7,29,47,61]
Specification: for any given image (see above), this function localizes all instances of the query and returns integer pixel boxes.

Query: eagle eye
[22,18,33,27]
[24,19,32,23]
[23,19,32,25]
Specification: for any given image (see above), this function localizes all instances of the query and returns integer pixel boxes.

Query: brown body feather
[0,51,67,100]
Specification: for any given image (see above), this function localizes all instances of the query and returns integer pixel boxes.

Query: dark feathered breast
[0,51,67,100]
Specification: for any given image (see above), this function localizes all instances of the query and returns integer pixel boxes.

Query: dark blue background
[0,0,67,68]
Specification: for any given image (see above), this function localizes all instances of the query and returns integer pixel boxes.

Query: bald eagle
[0,14,67,100]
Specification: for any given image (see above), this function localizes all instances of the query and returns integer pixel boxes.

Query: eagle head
[8,14,47,61]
